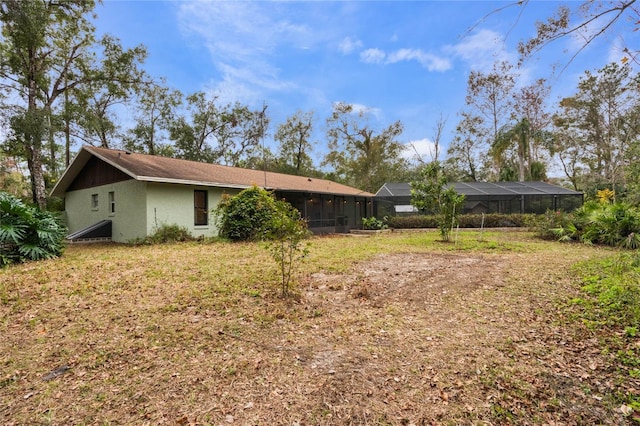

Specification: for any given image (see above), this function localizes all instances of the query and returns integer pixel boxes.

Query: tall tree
[446,112,489,182]
[463,61,517,180]
[71,35,147,150]
[0,0,147,208]
[513,79,552,169]
[124,81,182,156]
[218,102,269,168]
[273,110,316,176]
[170,92,269,167]
[552,62,640,192]
[323,102,408,193]
[169,92,221,163]
[492,118,533,182]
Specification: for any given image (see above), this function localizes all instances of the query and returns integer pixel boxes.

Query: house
[51,146,374,242]
[375,181,583,216]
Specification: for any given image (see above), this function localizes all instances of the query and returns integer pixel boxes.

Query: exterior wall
[145,183,239,239]
[65,179,148,243]
[67,179,371,241]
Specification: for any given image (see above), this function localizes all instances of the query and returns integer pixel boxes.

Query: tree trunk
[28,45,47,209]
[28,143,47,209]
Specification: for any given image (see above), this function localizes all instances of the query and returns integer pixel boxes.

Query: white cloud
[176,1,326,108]
[360,48,386,64]
[360,47,450,71]
[349,102,382,118]
[403,138,438,162]
[338,37,363,55]
[386,48,451,72]
[178,1,315,58]
[447,29,514,72]
[207,62,297,106]
[331,102,382,120]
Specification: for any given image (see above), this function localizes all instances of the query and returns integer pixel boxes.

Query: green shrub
[386,213,534,230]
[536,201,640,248]
[532,210,575,241]
[362,216,388,230]
[264,200,311,297]
[0,192,67,267]
[410,161,465,241]
[144,224,195,244]
[215,185,311,297]
[214,186,279,242]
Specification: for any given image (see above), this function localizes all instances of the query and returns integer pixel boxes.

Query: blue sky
[93,1,638,165]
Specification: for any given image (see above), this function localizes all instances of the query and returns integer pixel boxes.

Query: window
[194,190,208,226]
[91,194,99,210]
[109,191,115,214]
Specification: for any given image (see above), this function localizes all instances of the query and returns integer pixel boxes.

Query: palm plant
[0,192,67,267]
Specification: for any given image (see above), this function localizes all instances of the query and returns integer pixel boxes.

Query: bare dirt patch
[289,252,629,424]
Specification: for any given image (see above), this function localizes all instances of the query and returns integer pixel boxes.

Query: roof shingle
[52,146,374,197]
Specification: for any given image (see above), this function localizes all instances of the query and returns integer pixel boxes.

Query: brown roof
[51,146,374,197]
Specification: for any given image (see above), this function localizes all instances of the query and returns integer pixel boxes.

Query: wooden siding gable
[67,156,132,192]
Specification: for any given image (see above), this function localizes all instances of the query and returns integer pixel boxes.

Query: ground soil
[289,251,632,424]
[2,240,637,425]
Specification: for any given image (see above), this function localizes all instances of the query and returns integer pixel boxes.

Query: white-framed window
[91,193,99,210]
[109,191,115,214]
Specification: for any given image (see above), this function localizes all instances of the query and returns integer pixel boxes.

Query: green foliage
[264,201,311,297]
[570,252,640,412]
[134,224,195,245]
[535,200,640,248]
[0,192,67,267]
[387,213,534,230]
[0,0,148,208]
[574,253,640,328]
[273,110,317,176]
[170,93,269,167]
[532,210,575,241]
[214,186,279,242]
[411,161,466,241]
[323,102,410,193]
[215,186,311,297]
[362,216,388,230]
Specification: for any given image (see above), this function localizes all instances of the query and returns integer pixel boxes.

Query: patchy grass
[0,230,635,424]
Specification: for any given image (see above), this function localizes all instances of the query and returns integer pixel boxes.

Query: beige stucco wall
[145,183,240,239]
[65,179,148,243]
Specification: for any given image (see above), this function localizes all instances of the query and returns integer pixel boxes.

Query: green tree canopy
[0,0,147,208]
[323,102,409,193]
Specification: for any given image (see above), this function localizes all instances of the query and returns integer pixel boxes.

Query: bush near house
[0,192,67,267]
[134,224,195,245]
[215,185,311,297]
[215,185,280,242]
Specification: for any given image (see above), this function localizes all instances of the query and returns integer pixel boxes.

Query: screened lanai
[374,181,584,217]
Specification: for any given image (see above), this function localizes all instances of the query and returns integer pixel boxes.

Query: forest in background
[1,0,639,209]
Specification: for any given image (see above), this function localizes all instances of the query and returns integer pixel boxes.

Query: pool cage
[375,181,584,217]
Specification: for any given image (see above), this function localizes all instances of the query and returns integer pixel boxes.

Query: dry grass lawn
[0,230,635,425]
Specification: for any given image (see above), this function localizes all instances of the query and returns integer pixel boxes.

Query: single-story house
[51,146,374,242]
[375,181,584,216]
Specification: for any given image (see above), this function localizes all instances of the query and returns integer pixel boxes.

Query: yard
[0,231,636,424]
